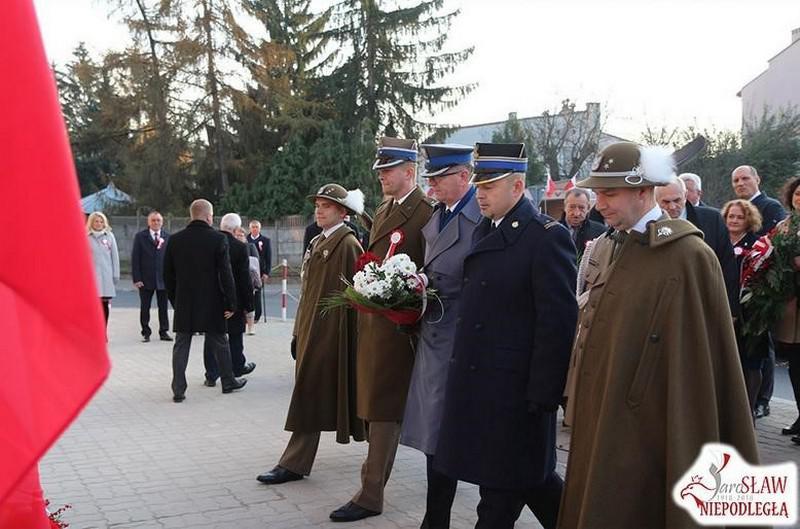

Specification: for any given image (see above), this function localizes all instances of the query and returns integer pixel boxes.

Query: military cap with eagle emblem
[420,143,474,178]
[471,142,527,185]
[578,141,676,189]
[372,136,418,170]
[307,183,365,215]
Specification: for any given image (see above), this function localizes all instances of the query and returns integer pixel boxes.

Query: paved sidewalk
[40,309,799,528]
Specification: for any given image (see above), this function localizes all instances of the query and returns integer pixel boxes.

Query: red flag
[0,0,110,516]
[564,175,576,192]
[545,172,556,197]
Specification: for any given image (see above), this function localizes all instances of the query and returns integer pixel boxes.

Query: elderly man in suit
[731,164,788,418]
[131,210,171,342]
[203,213,256,385]
[400,144,480,529]
[559,188,605,261]
[329,137,434,523]
[163,199,247,402]
[435,143,578,529]
[679,172,704,207]
[246,220,271,331]
[656,176,739,317]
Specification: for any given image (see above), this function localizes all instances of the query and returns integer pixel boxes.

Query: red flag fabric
[0,468,50,529]
[545,173,556,197]
[0,0,111,514]
[564,175,576,192]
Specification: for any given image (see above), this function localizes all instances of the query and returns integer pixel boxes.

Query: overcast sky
[33,0,800,140]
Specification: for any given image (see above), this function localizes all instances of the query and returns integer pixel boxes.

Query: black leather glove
[290,336,297,360]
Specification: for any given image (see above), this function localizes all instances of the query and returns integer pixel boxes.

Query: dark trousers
[139,288,169,337]
[757,336,776,406]
[253,288,263,321]
[475,470,563,529]
[777,342,800,418]
[421,455,457,529]
[171,332,235,397]
[204,331,246,380]
[100,297,110,328]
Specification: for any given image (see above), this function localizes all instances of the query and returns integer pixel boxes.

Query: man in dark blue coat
[731,165,787,418]
[435,143,578,529]
[164,199,247,402]
[131,211,171,342]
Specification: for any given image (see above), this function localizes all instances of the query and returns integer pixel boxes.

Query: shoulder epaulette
[544,220,560,230]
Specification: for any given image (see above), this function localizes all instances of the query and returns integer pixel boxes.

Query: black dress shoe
[173,394,185,403]
[754,403,771,418]
[235,362,256,376]
[221,378,247,394]
[256,466,303,485]
[160,333,174,341]
[782,419,800,435]
[329,501,380,522]
[142,336,150,343]
[203,378,217,387]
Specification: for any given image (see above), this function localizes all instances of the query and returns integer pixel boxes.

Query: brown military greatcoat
[559,217,759,529]
[356,186,434,421]
[285,225,366,443]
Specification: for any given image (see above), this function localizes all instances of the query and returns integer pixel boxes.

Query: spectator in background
[559,187,605,261]
[131,211,172,342]
[164,199,247,402]
[679,172,704,206]
[204,213,256,386]
[246,220,271,333]
[771,176,800,444]
[722,199,766,419]
[731,165,787,419]
[656,177,738,317]
[235,226,260,334]
[87,211,119,332]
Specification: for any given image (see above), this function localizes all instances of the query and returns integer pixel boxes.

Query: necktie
[609,230,627,261]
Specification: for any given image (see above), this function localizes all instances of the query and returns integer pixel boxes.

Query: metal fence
[108,214,310,275]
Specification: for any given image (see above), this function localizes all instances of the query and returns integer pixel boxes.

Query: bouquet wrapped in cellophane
[321,247,436,326]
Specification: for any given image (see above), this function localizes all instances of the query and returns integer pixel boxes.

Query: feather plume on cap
[344,189,365,215]
[637,145,677,185]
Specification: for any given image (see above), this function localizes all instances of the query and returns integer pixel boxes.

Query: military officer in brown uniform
[559,142,760,529]
[256,183,367,486]
[330,137,434,522]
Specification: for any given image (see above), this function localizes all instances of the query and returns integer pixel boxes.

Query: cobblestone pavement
[40,309,799,529]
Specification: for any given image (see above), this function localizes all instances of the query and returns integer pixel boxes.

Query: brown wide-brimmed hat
[307,183,365,215]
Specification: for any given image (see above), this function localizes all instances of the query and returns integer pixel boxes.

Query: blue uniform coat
[401,191,482,455]
[434,197,578,489]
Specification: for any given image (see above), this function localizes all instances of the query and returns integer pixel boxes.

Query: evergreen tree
[491,114,546,184]
[324,0,474,137]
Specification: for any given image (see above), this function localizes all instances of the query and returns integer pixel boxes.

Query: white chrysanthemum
[406,277,420,290]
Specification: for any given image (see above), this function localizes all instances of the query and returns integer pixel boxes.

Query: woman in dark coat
[723,198,766,418]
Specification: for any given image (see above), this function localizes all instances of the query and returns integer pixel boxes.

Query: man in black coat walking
[731,164,788,418]
[559,188,605,261]
[164,199,247,402]
[435,144,577,529]
[204,213,256,384]
[132,210,171,342]
[656,177,739,317]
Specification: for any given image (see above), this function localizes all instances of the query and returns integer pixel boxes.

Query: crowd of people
[85,136,800,528]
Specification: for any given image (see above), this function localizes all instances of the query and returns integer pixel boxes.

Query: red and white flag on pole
[545,171,556,197]
[564,175,577,192]
[0,2,110,526]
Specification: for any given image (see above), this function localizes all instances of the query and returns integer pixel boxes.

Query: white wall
[741,38,800,126]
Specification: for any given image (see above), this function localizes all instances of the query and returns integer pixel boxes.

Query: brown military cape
[559,218,759,529]
[357,186,433,421]
[285,225,366,443]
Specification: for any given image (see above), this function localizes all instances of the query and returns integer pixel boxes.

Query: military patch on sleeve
[544,220,560,230]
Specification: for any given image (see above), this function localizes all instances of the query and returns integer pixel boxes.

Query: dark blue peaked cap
[420,144,474,177]
[373,137,418,170]
[473,142,527,185]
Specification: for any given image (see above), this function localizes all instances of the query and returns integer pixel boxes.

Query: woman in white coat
[87,211,120,329]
